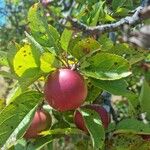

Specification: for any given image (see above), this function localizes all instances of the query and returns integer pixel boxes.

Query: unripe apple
[74,104,111,133]
[24,109,51,139]
[44,69,87,112]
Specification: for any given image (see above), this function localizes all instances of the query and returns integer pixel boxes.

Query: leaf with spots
[13,44,39,77]
[80,53,131,80]
[12,43,44,89]
[0,91,43,148]
[80,108,105,149]
[28,3,60,51]
[69,38,101,59]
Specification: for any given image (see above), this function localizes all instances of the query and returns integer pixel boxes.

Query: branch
[68,6,150,35]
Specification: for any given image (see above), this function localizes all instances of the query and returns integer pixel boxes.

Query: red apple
[74,104,111,133]
[141,134,150,141]
[24,109,51,139]
[41,0,51,6]
[44,69,87,112]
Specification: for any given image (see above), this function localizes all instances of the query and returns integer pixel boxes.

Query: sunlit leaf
[81,53,131,80]
[80,108,105,149]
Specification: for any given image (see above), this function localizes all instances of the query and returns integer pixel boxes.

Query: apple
[24,109,51,139]
[141,134,150,141]
[44,69,87,112]
[74,104,111,133]
[41,0,51,6]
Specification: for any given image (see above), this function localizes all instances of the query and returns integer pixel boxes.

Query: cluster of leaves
[0,0,150,149]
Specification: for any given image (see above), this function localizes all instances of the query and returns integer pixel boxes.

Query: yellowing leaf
[40,52,60,73]
[13,44,38,77]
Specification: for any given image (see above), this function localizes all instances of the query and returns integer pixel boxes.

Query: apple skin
[141,135,150,141]
[44,69,88,112]
[74,104,111,133]
[24,109,51,139]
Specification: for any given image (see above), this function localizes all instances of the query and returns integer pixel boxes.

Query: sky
[0,0,6,26]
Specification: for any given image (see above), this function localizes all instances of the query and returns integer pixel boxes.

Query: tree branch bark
[68,6,150,35]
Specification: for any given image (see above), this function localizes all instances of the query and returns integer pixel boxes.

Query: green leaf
[40,52,61,73]
[139,80,150,119]
[60,28,73,51]
[7,42,20,76]
[6,83,22,105]
[90,78,138,109]
[90,1,105,26]
[81,53,131,80]
[28,135,54,150]
[115,118,150,135]
[98,34,114,51]
[90,78,131,97]
[4,106,37,149]
[112,0,126,10]
[80,108,105,149]
[115,7,130,16]
[28,3,60,50]
[86,84,102,102]
[0,91,43,148]
[70,38,101,59]
[0,51,8,66]
[25,31,44,54]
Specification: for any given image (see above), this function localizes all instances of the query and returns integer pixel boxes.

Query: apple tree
[0,0,150,149]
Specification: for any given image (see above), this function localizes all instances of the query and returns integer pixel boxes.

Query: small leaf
[70,38,101,59]
[112,0,126,10]
[80,108,105,149]
[25,31,44,53]
[90,1,105,26]
[0,91,43,148]
[0,51,8,66]
[115,7,130,16]
[115,118,150,135]
[60,28,73,51]
[139,80,150,119]
[81,53,131,80]
[28,3,60,51]
[6,83,22,105]
[7,42,20,76]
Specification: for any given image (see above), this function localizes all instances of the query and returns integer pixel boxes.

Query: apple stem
[71,64,77,70]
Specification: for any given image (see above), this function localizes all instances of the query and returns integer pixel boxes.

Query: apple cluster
[24,69,110,139]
